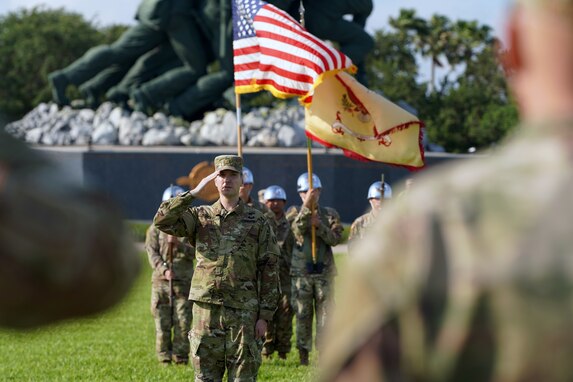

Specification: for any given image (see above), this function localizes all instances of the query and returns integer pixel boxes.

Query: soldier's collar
[233,199,246,215]
[212,200,224,215]
[213,198,244,216]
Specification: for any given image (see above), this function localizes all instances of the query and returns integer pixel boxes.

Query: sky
[0,0,512,36]
[0,0,512,81]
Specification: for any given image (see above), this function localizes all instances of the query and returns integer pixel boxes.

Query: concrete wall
[37,146,472,224]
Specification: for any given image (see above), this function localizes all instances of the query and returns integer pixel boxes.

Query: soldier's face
[239,183,253,200]
[215,170,242,198]
[265,199,285,215]
[299,188,321,203]
[369,198,382,212]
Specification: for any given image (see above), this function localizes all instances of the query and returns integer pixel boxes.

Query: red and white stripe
[233,2,353,98]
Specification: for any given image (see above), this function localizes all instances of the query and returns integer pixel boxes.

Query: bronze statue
[303,0,374,85]
[48,0,208,107]
[48,0,375,120]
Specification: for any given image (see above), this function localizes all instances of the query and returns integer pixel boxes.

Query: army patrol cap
[214,155,243,173]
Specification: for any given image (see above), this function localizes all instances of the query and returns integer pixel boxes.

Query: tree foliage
[0,7,126,119]
[368,9,518,153]
[366,29,426,108]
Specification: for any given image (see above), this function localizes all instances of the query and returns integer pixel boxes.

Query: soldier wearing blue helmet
[262,185,295,360]
[287,172,343,365]
[146,185,195,364]
[348,180,392,254]
[296,172,322,192]
[367,181,392,200]
[239,167,269,213]
[264,185,288,201]
[161,185,185,203]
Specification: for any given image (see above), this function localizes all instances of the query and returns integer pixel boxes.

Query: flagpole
[236,92,243,157]
[299,1,317,267]
[230,0,242,158]
[306,137,317,267]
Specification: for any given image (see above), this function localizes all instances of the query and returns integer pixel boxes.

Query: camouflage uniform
[347,209,376,255]
[153,190,279,381]
[288,204,343,356]
[320,120,573,381]
[262,213,295,357]
[246,196,270,214]
[0,129,140,328]
[145,224,195,363]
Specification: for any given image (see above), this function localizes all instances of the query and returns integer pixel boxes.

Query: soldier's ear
[501,6,523,75]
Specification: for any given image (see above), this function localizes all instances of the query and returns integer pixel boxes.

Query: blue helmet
[367,181,392,200]
[242,167,254,184]
[297,172,322,192]
[162,185,185,201]
[263,185,287,201]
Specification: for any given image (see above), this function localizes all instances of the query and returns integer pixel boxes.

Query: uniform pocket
[248,338,262,366]
[150,292,160,314]
[189,331,201,357]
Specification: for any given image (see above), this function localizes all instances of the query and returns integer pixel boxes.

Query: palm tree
[390,10,453,93]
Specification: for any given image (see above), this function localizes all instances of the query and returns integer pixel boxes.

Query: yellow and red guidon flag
[232,0,425,169]
[305,71,425,170]
[231,0,354,102]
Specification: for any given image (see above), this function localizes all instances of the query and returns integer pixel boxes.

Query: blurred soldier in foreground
[288,173,343,365]
[239,167,269,213]
[0,129,140,328]
[153,155,279,381]
[348,180,392,255]
[320,0,573,380]
[261,185,295,360]
[146,185,195,365]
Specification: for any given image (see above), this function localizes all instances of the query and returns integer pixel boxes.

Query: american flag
[232,0,354,103]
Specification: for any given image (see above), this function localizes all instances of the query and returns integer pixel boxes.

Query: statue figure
[48,0,208,107]
[106,43,183,108]
[47,0,374,120]
[302,0,374,85]
[131,0,234,121]
[73,61,135,109]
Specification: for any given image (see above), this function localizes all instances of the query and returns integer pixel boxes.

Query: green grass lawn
[0,250,340,381]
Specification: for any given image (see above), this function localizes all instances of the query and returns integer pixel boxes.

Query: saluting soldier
[153,155,279,381]
[261,185,295,360]
[146,185,195,365]
[287,172,343,365]
[348,180,392,254]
